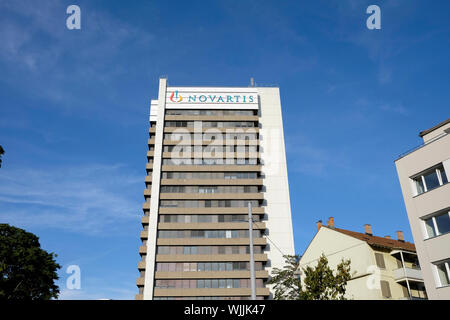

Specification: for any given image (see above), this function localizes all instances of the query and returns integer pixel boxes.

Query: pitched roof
[324,226,416,252]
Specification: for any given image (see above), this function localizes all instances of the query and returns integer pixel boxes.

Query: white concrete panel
[257,87,295,298]
[143,79,167,300]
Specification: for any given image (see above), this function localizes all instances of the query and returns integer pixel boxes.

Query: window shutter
[375,253,386,269]
[401,285,409,298]
[380,280,392,298]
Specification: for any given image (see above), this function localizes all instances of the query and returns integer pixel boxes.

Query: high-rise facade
[136,78,295,300]
[395,119,450,300]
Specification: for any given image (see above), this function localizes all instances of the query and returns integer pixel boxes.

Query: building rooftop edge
[323,226,416,252]
[419,118,450,137]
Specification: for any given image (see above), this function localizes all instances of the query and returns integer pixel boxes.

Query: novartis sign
[168,90,257,104]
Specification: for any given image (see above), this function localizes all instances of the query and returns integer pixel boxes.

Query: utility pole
[248,202,256,300]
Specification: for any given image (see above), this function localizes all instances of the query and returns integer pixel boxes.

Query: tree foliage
[0,224,61,300]
[0,145,4,168]
[268,254,352,300]
[267,254,302,300]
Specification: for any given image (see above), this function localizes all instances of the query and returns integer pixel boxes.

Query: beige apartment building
[299,218,427,300]
[395,119,450,300]
[135,78,295,300]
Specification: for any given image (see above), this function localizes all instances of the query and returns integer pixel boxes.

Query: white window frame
[433,260,450,288]
[412,163,448,196]
[422,210,450,239]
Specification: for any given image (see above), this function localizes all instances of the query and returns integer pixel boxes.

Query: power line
[298,242,367,267]
[251,220,288,257]
[251,220,368,269]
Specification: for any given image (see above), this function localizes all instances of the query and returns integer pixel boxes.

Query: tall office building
[395,119,450,300]
[136,78,295,300]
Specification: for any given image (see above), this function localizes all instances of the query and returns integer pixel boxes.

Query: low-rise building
[299,218,427,300]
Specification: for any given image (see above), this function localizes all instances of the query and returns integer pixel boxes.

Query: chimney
[327,217,335,228]
[364,224,373,236]
[396,231,404,242]
[316,220,323,232]
[385,235,391,239]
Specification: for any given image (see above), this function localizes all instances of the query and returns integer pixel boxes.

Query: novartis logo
[170,90,183,103]
[168,91,256,104]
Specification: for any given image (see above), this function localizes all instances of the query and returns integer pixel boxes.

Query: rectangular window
[413,164,448,195]
[434,211,450,235]
[423,210,450,238]
[380,280,392,298]
[434,260,450,287]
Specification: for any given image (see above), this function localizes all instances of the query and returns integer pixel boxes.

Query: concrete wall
[257,87,295,297]
[395,133,450,299]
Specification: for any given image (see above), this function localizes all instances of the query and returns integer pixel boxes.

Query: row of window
[413,163,448,195]
[423,210,450,239]
[165,121,256,128]
[160,186,259,194]
[159,214,261,223]
[162,158,258,165]
[156,245,263,255]
[160,200,260,208]
[156,262,263,272]
[163,133,258,140]
[163,145,258,152]
[165,110,256,116]
[157,230,262,239]
[413,164,449,289]
[161,172,258,180]
[155,279,264,289]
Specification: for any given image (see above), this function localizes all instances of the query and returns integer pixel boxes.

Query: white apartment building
[136,78,295,300]
[395,119,450,300]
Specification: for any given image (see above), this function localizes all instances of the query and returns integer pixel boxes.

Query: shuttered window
[380,280,392,298]
[401,285,409,298]
[375,253,386,269]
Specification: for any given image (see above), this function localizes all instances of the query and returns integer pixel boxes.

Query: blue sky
[0,0,449,299]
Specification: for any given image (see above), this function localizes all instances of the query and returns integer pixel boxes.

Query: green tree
[269,254,352,300]
[267,254,302,300]
[0,145,4,168]
[0,224,61,300]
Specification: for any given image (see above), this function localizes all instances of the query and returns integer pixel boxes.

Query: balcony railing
[393,267,423,282]
[396,131,449,160]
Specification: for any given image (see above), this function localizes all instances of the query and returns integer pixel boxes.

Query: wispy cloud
[0,1,155,115]
[379,102,408,115]
[0,164,142,235]
[285,134,351,178]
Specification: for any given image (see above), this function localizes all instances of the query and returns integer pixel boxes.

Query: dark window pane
[424,170,440,191]
[441,167,448,184]
[435,212,450,235]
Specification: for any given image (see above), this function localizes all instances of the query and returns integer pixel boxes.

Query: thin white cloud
[0,164,143,235]
[0,0,155,114]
